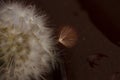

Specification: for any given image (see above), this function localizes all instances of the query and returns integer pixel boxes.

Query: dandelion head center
[0,26,30,61]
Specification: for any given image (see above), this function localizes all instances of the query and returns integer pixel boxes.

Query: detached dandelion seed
[0,2,56,80]
[58,26,78,48]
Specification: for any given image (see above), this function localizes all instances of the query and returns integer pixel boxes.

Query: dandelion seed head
[0,2,56,80]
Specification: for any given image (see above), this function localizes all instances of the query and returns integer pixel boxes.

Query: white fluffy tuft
[0,2,56,80]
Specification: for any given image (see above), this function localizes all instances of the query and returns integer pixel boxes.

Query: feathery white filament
[0,2,56,80]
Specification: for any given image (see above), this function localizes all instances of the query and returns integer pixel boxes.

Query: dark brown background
[10,0,120,80]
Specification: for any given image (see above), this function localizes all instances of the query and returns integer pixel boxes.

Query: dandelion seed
[58,25,78,48]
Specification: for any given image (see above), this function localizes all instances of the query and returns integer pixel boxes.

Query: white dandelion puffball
[0,2,56,80]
